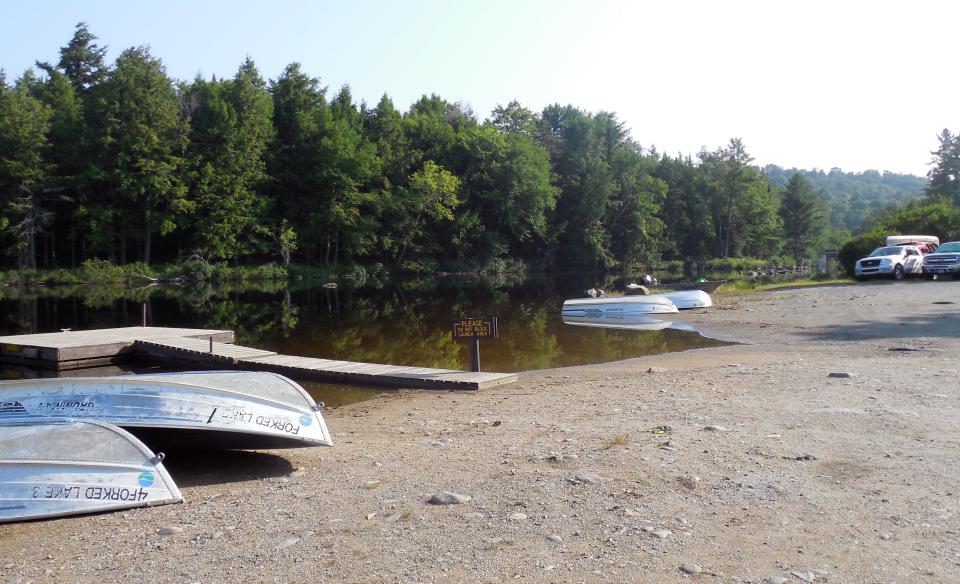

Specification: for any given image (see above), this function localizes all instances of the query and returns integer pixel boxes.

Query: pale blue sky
[2,0,956,176]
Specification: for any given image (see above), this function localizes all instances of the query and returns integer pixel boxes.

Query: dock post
[209,336,213,353]
[469,339,480,372]
[141,303,147,327]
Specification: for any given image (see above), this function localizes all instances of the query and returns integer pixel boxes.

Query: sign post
[451,316,498,372]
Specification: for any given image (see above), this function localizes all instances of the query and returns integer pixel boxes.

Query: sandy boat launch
[0,371,332,450]
[0,419,182,523]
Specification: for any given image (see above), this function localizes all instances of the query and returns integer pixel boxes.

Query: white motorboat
[561,294,678,317]
[0,419,182,523]
[0,371,332,450]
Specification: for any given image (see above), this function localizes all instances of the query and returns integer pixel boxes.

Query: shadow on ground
[161,449,294,487]
[799,309,960,341]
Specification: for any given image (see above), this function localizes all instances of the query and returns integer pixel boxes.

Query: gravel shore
[2,281,959,583]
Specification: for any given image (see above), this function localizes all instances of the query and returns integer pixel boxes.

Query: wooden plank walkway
[134,336,278,365]
[134,337,518,390]
[0,327,518,390]
[0,327,234,370]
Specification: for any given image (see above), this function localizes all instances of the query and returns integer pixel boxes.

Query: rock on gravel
[679,563,702,574]
[427,491,472,505]
[568,472,607,484]
[652,528,672,539]
[703,425,730,432]
[155,526,183,536]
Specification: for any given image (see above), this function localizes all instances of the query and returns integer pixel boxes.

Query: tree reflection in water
[0,273,728,374]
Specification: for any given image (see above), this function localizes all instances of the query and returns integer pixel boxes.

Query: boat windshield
[869,247,904,257]
[935,242,960,253]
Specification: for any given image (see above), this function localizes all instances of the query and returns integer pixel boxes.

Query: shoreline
[2,282,959,583]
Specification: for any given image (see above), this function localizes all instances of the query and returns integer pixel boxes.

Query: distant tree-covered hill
[764,165,927,234]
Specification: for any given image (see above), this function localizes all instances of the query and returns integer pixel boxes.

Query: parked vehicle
[922,240,960,279]
[854,245,925,280]
[886,235,939,254]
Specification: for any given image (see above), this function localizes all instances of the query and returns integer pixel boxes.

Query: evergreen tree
[184,58,273,260]
[267,63,330,262]
[57,22,108,94]
[317,84,380,264]
[0,77,53,268]
[364,93,407,187]
[926,128,960,205]
[779,173,824,263]
[88,46,188,263]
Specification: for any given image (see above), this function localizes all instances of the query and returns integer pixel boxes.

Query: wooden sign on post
[452,316,498,372]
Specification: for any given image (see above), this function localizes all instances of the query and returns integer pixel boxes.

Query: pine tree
[89,47,188,263]
[926,129,960,205]
[0,78,53,268]
[57,22,108,94]
[779,173,824,263]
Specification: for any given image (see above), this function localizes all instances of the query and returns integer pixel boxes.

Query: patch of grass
[719,277,852,294]
[602,433,630,449]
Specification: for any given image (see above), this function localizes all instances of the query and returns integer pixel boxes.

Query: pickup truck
[921,240,960,279]
[854,245,925,280]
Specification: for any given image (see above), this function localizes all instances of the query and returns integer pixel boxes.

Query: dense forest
[764,166,925,232]
[0,24,946,277]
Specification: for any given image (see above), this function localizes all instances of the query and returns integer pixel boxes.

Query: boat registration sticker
[299,414,313,426]
[138,472,155,488]
[2,344,20,353]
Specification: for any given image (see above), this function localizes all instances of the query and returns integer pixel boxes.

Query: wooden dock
[0,327,234,370]
[0,327,517,390]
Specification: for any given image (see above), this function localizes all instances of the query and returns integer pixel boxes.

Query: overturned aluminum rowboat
[562,294,679,317]
[562,314,673,330]
[648,289,713,310]
[0,371,332,450]
[0,419,182,523]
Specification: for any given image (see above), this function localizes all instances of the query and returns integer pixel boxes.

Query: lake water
[0,272,729,406]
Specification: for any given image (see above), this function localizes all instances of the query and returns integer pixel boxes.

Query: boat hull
[0,371,332,450]
[561,295,679,317]
[0,419,182,523]
[562,314,673,330]
[649,290,713,310]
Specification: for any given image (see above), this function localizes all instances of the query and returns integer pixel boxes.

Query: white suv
[854,245,924,280]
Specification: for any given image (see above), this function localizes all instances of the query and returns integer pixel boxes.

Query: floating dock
[0,327,517,390]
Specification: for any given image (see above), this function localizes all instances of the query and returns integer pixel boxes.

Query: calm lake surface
[0,272,729,406]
